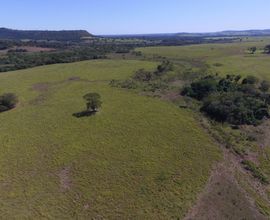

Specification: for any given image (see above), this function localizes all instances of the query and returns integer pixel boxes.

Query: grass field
[0,60,221,219]
[138,37,270,80]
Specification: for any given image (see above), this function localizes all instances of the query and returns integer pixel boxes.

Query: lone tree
[83,93,102,112]
[248,46,257,54]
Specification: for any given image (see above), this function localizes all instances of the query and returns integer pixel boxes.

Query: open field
[0,60,221,219]
[138,37,270,80]
[1,38,270,219]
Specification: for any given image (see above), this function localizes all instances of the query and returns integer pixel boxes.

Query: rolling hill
[0,60,221,219]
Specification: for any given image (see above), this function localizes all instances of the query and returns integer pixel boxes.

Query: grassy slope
[138,38,270,217]
[0,60,220,219]
[138,37,270,80]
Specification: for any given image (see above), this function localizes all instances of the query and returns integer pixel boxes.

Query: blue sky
[1,0,270,35]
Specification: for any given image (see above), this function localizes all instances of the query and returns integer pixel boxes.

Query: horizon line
[1,27,270,36]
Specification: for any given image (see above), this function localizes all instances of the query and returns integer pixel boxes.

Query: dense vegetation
[0,38,145,72]
[0,48,105,72]
[182,74,270,125]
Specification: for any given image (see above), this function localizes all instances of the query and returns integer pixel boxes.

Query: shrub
[156,60,174,75]
[248,46,257,54]
[110,79,138,90]
[133,69,153,82]
[213,63,223,67]
[144,81,169,92]
[264,45,270,54]
[0,93,18,112]
[181,76,218,100]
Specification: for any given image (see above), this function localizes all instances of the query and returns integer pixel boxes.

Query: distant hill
[104,29,270,38]
[0,28,92,41]
[176,29,270,37]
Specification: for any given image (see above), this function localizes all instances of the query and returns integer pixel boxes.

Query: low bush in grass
[213,63,223,67]
[0,93,18,112]
[242,160,269,184]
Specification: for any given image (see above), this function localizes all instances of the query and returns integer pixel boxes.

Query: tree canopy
[83,93,102,112]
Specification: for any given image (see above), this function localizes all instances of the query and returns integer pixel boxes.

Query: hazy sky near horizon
[1,0,270,35]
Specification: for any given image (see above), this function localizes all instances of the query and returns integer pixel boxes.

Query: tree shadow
[72,110,97,118]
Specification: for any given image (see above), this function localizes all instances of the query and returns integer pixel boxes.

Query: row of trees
[0,48,106,72]
[182,74,270,125]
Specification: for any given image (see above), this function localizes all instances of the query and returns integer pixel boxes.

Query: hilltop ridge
[0,28,92,41]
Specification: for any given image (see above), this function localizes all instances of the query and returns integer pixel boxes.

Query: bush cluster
[110,60,173,92]
[182,74,270,125]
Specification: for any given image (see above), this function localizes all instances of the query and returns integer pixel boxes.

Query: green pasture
[0,60,220,219]
[138,37,270,80]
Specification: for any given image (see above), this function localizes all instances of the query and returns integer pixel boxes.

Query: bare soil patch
[30,83,51,105]
[32,82,50,92]
[184,151,267,220]
[161,91,182,102]
[58,167,72,192]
